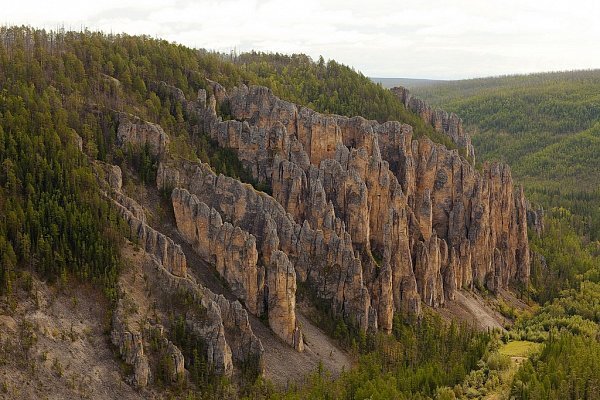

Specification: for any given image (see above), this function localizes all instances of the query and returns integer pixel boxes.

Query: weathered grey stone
[117,112,170,156]
[390,86,475,160]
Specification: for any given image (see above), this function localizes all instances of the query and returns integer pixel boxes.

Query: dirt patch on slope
[0,277,143,400]
[250,312,352,389]
[497,288,531,312]
[437,290,506,331]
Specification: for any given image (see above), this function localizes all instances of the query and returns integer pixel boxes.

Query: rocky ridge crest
[390,86,475,160]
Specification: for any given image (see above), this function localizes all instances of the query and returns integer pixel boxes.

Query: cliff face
[390,86,475,161]
[171,187,303,351]
[172,187,260,313]
[153,81,530,335]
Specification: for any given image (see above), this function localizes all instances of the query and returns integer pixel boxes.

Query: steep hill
[409,70,600,239]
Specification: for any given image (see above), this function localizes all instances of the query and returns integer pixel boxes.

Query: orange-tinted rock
[157,81,530,338]
[172,187,304,350]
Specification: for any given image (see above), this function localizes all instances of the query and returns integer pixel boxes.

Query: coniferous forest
[0,26,598,399]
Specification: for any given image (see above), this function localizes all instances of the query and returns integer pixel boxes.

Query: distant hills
[370,77,447,89]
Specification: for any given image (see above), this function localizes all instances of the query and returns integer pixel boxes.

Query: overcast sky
[5,0,600,79]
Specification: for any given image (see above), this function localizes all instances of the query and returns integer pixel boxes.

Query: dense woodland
[0,26,599,399]
[250,314,490,400]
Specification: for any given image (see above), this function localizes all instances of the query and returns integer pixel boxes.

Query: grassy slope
[410,70,600,239]
[498,341,542,358]
[482,341,542,400]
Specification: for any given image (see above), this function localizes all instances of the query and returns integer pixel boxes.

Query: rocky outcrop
[142,255,264,376]
[267,251,303,351]
[72,131,83,152]
[110,302,151,387]
[158,160,371,332]
[93,160,123,192]
[111,319,185,386]
[192,300,234,376]
[94,158,264,379]
[153,80,530,337]
[390,86,475,160]
[172,187,260,314]
[171,187,303,350]
[414,235,445,308]
[163,339,185,382]
[121,205,187,278]
[117,112,170,156]
[93,162,188,277]
[526,201,545,236]
[93,162,147,223]
[93,161,187,278]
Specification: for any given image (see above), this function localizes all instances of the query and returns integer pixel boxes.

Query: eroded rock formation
[158,159,371,331]
[110,303,150,387]
[267,250,304,351]
[117,112,170,156]
[171,187,304,350]
[526,201,545,236]
[171,187,260,312]
[95,161,264,380]
[152,81,529,337]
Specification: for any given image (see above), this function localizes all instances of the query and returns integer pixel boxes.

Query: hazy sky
[5,0,600,79]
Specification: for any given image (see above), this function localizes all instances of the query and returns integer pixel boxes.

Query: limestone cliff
[158,159,371,331]
[172,187,260,313]
[153,81,529,336]
[171,187,303,351]
[113,104,307,352]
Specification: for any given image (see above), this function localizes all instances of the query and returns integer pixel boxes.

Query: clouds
[5,0,600,79]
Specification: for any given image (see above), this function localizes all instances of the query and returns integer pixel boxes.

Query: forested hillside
[410,70,600,239]
[508,213,600,399]
[0,26,496,399]
[0,27,467,296]
[0,26,599,399]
